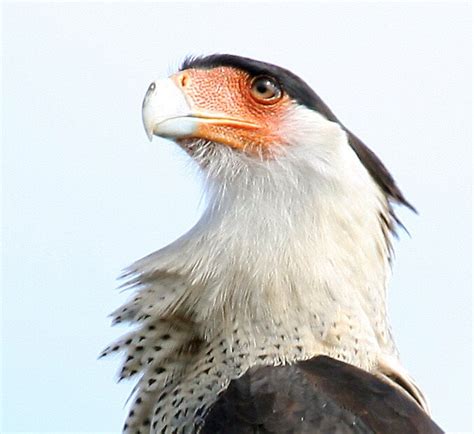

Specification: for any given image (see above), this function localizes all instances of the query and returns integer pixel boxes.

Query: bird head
[143,55,335,158]
[142,54,412,213]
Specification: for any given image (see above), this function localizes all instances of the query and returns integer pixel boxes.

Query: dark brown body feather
[201,356,443,434]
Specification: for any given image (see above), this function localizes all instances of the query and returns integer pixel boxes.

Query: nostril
[180,74,189,87]
[148,82,156,92]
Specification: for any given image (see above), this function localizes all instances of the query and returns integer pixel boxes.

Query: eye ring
[250,76,282,103]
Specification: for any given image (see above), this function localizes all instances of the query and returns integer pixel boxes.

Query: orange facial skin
[170,67,292,157]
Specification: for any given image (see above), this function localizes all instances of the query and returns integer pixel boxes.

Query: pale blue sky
[2,2,472,433]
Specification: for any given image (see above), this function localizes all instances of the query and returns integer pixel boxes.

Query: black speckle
[148,378,157,386]
[155,367,166,375]
[195,405,205,418]
[136,397,142,404]
[143,418,150,426]
[136,346,144,351]
[153,346,162,351]
[161,334,171,340]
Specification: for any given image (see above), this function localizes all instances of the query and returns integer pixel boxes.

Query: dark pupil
[257,81,269,94]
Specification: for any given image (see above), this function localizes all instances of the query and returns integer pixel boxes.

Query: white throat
[106,108,434,433]
[130,110,395,361]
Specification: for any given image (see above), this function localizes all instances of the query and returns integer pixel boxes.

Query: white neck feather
[131,108,396,358]
[110,107,432,433]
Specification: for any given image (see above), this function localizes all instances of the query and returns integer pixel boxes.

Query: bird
[101,54,443,433]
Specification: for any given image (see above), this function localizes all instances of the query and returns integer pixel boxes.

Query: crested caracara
[102,54,443,434]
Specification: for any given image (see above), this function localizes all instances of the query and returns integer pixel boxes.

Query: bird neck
[131,140,397,364]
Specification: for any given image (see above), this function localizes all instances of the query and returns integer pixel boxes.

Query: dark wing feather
[201,356,443,434]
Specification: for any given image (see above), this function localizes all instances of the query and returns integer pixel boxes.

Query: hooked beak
[142,79,197,142]
[141,78,259,143]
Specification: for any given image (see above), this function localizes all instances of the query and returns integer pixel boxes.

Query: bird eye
[250,76,282,103]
